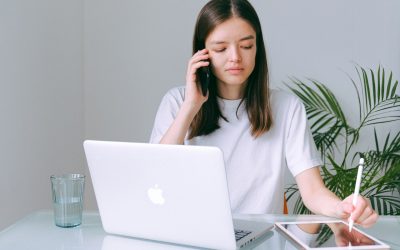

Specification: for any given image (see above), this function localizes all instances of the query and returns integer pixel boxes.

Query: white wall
[0,0,84,230]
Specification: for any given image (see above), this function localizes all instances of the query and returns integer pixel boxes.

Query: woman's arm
[295,167,378,228]
[159,49,210,144]
[159,102,200,144]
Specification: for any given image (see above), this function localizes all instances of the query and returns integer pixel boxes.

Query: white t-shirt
[150,86,321,214]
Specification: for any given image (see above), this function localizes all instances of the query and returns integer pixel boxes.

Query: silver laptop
[83,140,274,249]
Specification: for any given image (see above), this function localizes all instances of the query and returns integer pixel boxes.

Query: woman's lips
[226,68,244,75]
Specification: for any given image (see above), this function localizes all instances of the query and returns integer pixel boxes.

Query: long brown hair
[189,0,272,139]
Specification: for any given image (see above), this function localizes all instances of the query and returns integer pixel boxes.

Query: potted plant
[285,65,400,216]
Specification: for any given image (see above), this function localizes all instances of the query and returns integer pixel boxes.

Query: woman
[150,0,377,228]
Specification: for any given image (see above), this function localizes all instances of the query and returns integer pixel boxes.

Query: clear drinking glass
[50,174,85,227]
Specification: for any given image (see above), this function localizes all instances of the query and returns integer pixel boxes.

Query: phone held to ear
[196,63,210,97]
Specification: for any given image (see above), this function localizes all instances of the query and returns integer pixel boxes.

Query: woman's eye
[242,45,253,50]
[214,48,226,53]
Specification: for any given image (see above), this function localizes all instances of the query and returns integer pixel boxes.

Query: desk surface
[0,210,399,250]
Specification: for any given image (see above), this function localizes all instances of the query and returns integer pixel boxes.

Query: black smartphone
[197,63,210,97]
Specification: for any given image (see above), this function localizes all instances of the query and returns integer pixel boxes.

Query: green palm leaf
[286,65,400,215]
[363,130,400,172]
[285,79,349,154]
[354,66,400,127]
[369,194,400,215]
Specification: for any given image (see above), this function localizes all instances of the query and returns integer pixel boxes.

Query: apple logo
[147,184,165,205]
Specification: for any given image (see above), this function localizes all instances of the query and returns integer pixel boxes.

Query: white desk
[0,210,399,249]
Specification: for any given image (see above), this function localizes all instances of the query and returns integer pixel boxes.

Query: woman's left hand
[335,194,378,228]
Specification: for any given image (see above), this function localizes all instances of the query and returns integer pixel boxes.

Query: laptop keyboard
[234,229,252,241]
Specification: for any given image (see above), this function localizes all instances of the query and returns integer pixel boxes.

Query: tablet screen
[277,222,384,249]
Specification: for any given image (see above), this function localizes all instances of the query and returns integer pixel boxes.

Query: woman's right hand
[183,49,210,113]
[158,49,210,145]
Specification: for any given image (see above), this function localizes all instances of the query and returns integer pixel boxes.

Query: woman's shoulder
[165,85,185,97]
[269,88,307,123]
[270,88,302,107]
[162,85,186,103]
[269,88,307,117]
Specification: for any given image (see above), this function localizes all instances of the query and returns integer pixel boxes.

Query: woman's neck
[217,81,247,100]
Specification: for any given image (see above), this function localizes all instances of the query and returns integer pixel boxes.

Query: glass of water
[50,174,85,227]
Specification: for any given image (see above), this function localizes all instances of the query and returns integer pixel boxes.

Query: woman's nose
[229,47,242,62]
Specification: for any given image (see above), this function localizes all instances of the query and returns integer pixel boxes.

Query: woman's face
[205,17,257,99]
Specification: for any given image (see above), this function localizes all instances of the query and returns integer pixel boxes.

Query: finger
[349,196,368,222]
[353,197,377,226]
[192,49,208,59]
[196,48,208,55]
[355,205,373,222]
[195,60,210,69]
[187,54,208,72]
[357,210,378,228]
[340,202,354,218]
[190,54,210,67]
[189,60,210,77]
[188,52,209,74]
[335,200,353,219]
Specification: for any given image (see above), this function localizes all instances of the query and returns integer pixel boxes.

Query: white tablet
[275,220,390,250]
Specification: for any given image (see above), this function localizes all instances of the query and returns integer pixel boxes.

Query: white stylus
[349,158,364,232]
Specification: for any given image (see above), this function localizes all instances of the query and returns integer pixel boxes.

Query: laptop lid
[84,140,237,249]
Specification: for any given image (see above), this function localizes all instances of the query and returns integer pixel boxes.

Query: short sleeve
[285,98,322,177]
[149,87,185,143]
